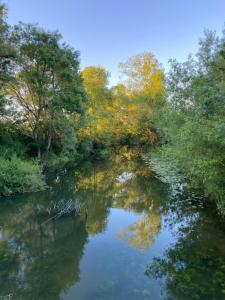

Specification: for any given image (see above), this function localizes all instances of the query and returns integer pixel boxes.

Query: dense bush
[0,156,46,196]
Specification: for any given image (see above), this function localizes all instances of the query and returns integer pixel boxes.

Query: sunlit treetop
[81,65,110,103]
[118,52,165,104]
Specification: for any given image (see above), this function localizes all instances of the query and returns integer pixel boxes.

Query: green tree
[154,28,225,213]
[0,3,16,117]
[8,23,88,159]
[0,3,16,85]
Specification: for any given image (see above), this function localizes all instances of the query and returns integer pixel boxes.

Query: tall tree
[80,66,113,146]
[8,23,88,159]
[0,3,16,116]
[118,52,165,104]
[81,66,110,103]
[0,3,16,85]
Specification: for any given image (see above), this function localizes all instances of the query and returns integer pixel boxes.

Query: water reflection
[117,211,161,251]
[0,147,164,299]
[145,207,225,300]
[0,147,225,299]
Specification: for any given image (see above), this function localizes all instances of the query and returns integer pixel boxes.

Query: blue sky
[5,0,225,86]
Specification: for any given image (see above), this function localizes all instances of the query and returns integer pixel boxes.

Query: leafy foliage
[0,155,45,195]
[154,29,225,213]
[80,54,165,149]
[8,23,88,159]
[118,52,165,104]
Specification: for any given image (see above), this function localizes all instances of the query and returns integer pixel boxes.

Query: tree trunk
[46,112,54,155]
[37,146,41,160]
[47,131,52,153]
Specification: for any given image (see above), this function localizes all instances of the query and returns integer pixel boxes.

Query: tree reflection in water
[0,147,166,299]
[145,196,225,300]
[1,147,224,300]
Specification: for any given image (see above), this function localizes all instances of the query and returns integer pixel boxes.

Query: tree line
[0,3,164,196]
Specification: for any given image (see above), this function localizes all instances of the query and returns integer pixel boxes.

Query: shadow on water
[0,147,225,300]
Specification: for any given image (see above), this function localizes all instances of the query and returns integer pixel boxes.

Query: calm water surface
[1,149,225,300]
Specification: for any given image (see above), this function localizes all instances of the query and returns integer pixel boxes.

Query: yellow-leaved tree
[80,66,113,146]
[116,52,165,144]
[81,66,110,103]
[118,52,165,104]
[79,54,165,149]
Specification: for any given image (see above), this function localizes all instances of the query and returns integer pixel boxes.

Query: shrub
[0,156,46,196]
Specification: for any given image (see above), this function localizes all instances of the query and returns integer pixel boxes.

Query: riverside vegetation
[0,3,225,217]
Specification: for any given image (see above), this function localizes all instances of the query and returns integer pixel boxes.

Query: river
[0,148,225,300]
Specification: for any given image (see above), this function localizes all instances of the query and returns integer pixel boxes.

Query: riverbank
[144,148,225,216]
